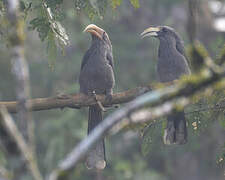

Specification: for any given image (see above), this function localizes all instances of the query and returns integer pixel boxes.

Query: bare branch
[111,97,225,134]
[111,98,189,134]
[0,106,43,180]
[0,85,152,113]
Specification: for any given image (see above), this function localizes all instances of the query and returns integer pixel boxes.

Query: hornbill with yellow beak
[79,24,115,169]
[140,26,191,145]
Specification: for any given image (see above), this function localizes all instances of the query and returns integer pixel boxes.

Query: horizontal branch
[0,85,152,113]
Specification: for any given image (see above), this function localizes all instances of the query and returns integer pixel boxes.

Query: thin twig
[93,91,106,112]
[111,98,225,134]
[0,106,43,180]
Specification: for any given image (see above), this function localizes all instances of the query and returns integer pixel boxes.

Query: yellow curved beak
[140,27,161,38]
[83,24,104,40]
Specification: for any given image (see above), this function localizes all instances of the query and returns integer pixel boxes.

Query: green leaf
[20,1,26,11]
[97,0,108,16]
[130,0,140,8]
[219,113,225,129]
[46,0,63,9]
[141,123,161,156]
[29,17,50,41]
[74,0,86,12]
[85,2,98,19]
[216,144,225,167]
[111,0,122,9]
[47,31,57,69]
[74,0,98,19]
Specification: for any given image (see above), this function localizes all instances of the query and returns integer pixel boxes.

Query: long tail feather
[163,111,187,145]
[86,105,106,170]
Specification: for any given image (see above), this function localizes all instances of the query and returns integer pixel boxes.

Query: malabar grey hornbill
[79,24,115,169]
[140,26,191,145]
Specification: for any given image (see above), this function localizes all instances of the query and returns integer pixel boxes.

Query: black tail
[163,111,187,145]
[86,105,106,170]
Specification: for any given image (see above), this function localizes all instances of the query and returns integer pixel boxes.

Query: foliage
[141,122,163,156]
[111,0,122,9]
[1,0,140,64]
[74,0,98,19]
[129,0,140,8]
[29,17,50,41]
[0,0,224,179]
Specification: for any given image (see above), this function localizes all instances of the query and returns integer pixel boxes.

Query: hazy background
[0,0,224,179]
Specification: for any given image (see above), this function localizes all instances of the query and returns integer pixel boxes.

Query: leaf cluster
[74,0,139,19]
[29,17,50,41]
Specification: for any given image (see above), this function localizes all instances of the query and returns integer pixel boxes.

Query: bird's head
[83,24,111,46]
[140,26,180,43]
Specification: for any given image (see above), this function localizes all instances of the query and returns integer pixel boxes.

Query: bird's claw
[105,94,113,103]
[89,91,106,112]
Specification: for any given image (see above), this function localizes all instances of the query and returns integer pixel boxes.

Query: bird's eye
[162,28,167,33]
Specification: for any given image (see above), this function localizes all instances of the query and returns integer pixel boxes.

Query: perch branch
[0,85,152,113]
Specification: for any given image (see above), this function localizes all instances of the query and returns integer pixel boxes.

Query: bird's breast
[79,55,115,94]
[157,55,187,82]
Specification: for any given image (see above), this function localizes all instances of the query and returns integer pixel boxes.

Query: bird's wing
[106,51,114,71]
[176,40,186,56]
[176,40,191,66]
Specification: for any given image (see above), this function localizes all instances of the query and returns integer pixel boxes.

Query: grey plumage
[157,26,190,82]
[141,26,191,144]
[79,24,115,169]
[79,35,115,95]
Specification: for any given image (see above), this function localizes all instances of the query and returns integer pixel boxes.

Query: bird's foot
[105,94,112,103]
[91,91,106,112]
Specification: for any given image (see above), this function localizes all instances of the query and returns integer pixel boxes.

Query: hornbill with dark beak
[79,24,115,169]
[140,26,191,145]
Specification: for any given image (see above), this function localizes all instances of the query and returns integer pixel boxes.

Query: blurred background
[0,0,224,179]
